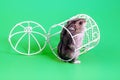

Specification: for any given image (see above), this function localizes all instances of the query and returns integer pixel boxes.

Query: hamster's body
[57,18,86,64]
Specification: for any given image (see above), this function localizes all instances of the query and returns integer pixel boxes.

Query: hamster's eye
[79,21,83,25]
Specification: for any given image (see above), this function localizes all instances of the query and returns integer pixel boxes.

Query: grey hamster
[57,18,86,63]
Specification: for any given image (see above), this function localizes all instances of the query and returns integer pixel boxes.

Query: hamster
[57,18,86,64]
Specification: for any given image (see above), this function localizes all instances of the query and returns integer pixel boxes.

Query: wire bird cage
[48,14,100,61]
[8,21,47,55]
[8,14,100,61]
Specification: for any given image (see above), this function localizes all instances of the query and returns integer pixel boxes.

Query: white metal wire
[8,21,47,55]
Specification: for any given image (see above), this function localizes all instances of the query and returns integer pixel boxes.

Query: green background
[0,0,120,80]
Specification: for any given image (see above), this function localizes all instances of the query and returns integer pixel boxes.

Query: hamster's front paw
[73,60,81,64]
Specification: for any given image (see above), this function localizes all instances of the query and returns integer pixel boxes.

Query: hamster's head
[66,18,86,35]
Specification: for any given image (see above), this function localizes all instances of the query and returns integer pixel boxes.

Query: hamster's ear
[66,20,75,28]
[67,18,80,26]
[65,21,71,28]
[67,21,72,26]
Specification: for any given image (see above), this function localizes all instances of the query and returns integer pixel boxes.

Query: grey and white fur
[57,18,86,64]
